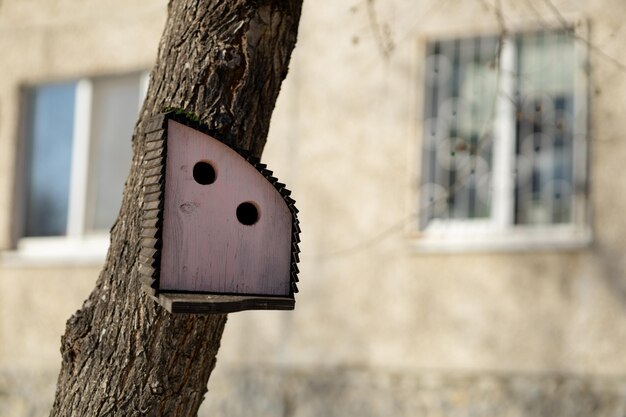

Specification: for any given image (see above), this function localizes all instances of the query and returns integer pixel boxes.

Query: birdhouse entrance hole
[193,161,216,185]
[237,202,259,225]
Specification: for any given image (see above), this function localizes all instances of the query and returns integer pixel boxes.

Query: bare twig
[493,0,508,35]
[536,0,626,73]
[365,0,394,59]
[314,215,409,258]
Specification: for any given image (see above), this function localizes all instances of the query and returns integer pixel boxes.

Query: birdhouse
[138,111,300,314]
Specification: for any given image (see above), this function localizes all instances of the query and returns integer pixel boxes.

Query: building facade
[1,0,626,416]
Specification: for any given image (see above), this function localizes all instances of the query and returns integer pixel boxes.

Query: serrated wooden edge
[138,117,168,299]
[239,150,301,300]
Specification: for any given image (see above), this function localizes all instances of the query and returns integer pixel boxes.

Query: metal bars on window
[421,29,586,231]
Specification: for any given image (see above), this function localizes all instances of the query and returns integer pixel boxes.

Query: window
[418,29,590,249]
[13,73,147,260]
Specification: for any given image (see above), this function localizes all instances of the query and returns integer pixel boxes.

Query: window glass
[514,31,575,225]
[86,75,139,232]
[24,82,76,237]
[518,31,575,96]
[21,73,143,240]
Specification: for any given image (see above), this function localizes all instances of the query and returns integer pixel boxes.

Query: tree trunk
[50,1,302,416]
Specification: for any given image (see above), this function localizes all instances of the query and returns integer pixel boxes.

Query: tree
[49,1,303,416]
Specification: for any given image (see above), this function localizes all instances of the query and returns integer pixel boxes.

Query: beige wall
[1,0,626,415]
[0,0,167,371]
[216,0,626,374]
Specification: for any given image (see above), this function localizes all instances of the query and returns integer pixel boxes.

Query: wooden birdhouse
[138,111,300,314]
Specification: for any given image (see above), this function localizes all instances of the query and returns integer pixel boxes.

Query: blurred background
[1,0,626,416]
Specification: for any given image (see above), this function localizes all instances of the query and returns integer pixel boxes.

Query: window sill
[1,235,110,267]
[408,225,592,253]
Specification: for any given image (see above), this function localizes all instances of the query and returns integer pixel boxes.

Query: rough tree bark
[50,1,302,416]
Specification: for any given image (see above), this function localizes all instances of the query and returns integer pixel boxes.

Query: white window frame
[409,18,591,252]
[3,72,149,265]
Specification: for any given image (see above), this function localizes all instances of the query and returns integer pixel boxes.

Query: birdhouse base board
[158,293,295,314]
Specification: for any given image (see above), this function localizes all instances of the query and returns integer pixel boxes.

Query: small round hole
[236,202,259,226]
[193,161,216,185]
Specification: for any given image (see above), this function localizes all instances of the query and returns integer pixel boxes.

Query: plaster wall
[218,0,626,376]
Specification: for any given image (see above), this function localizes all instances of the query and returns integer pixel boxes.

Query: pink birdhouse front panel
[159,120,292,296]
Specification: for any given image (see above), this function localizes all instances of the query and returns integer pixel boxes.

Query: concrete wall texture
[1,0,626,416]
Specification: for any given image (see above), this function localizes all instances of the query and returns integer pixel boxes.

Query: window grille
[420,30,587,235]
